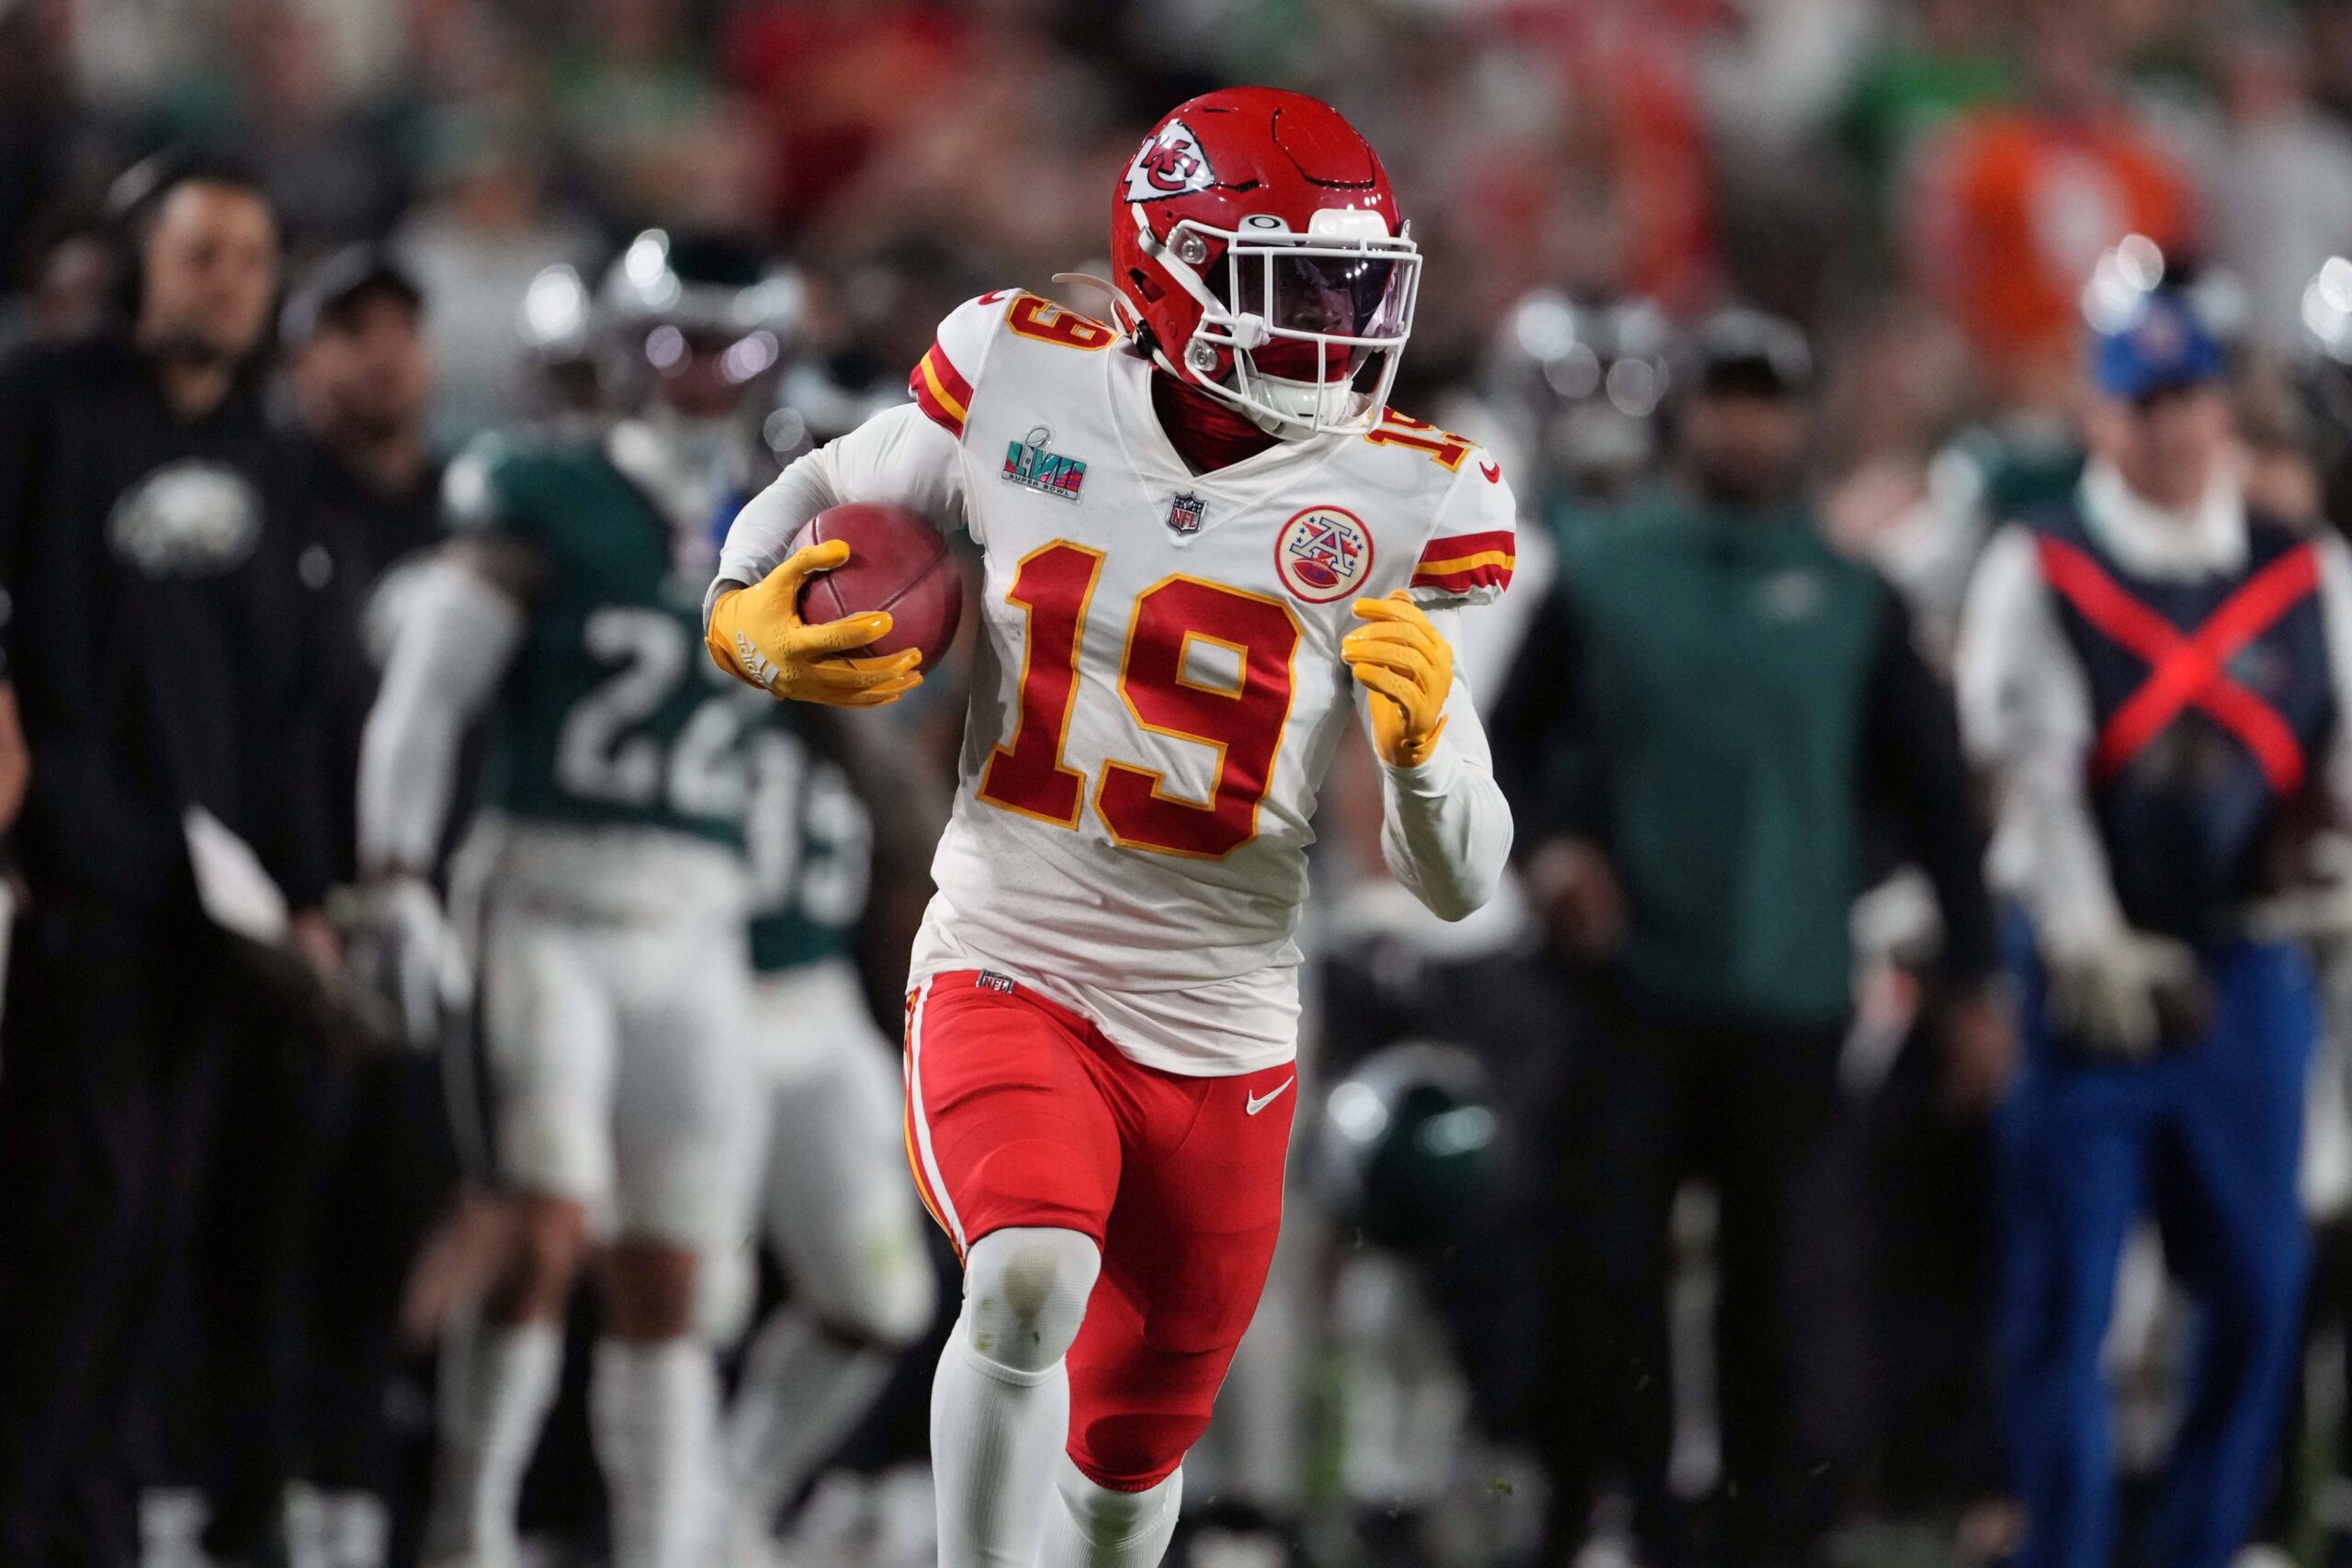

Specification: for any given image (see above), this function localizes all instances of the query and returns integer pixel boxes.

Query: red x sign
[2035,534,2320,796]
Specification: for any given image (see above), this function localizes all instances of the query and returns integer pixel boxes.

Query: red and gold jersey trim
[1410,528,1515,594]
[909,342,975,439]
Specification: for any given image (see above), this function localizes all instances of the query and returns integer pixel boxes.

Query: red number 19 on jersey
[978,540,1301,860]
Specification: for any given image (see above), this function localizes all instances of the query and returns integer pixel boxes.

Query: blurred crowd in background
[14,0,2352,445]
[18,0,2352,1566]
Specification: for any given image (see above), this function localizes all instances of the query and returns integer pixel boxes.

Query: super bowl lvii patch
[1003,426,1086,501]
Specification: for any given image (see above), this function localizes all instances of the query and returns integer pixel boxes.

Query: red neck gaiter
[1151,371,1282,475]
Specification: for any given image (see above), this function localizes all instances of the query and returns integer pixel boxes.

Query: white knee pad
[821,1224,939,1348]
[959,1227,1100,1376]
[693,1241,758,1345]
[611,1131,744,1251]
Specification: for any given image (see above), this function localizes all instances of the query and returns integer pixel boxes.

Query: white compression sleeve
[1373,609,1513,921]
[357,556,526,874]
[591,1337,718,1568]
[1037,1456,1182,1568]
[423,1318,561,1564]
[2313,534,2352,821]
[1955,525,2127,947]
[707,400,968,624]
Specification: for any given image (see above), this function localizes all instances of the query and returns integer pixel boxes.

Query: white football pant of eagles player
[356,231,801,1568]
[709,728,940,1562]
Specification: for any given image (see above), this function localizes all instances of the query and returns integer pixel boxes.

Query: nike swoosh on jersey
[1244,1077,1295,1115]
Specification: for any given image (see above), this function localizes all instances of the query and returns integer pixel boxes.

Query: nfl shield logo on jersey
[1167,491,1207,536]
[1273,505,1374,603]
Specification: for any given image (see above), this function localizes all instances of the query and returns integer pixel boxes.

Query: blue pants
[1997,925,2315,1568]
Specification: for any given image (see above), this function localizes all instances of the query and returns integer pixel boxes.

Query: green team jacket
[1496,488,1987,1029]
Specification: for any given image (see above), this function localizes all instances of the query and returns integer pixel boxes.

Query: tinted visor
[1218,246,1415,380]
[1241,254,1404,336]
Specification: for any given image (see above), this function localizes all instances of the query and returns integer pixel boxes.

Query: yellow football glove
[1342,591,1453,768]
[706,539,923,707]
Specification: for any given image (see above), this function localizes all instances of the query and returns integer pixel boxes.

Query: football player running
[707,88,1517,1568]
[356,231,797,1568]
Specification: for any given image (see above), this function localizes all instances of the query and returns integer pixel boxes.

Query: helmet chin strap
[1241,401,1294,439]
[1231,323,1364,435]
[1242,374,1358,436]
[1224,312,1334,436]
[1131,203,1257,412]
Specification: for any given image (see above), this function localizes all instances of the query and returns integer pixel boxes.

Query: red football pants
[902,969,1297,1491]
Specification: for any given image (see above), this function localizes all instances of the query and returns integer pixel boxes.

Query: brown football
[789,502,963,671]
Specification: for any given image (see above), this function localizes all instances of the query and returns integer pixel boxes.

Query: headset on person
[102,145,273,323]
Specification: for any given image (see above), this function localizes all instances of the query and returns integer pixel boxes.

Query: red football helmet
[1109,86,1419,438]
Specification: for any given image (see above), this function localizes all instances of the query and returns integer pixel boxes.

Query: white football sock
[931,1227,1101,1568]
[591,1337,718,1568]
[313,1489,390,1568]
[1038,1456,1183,1568]
[423,1318,561,1568]
[932,1331,1071,1568]
[722,1307,894,1538]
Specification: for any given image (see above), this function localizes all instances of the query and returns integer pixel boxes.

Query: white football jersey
[729,289,1516,1073]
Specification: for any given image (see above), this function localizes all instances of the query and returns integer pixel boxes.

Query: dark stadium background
[7,1,2352,1566]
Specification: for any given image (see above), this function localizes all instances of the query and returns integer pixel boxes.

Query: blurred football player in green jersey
[354,229,802,1568]
[713,708,944,1562]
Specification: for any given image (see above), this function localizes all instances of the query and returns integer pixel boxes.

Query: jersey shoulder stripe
[905,288,1037,442]
[910,343,973,438]
[1413,527,1516,595]
[908,288,1122,442]
[1399,432,1518,607]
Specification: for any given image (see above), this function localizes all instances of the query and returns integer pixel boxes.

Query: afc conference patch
[1273,505,1374,603]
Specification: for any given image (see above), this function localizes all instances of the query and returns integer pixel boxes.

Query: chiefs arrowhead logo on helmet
[1124,120,1217,202]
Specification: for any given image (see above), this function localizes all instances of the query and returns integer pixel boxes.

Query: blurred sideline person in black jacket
[280,244,444,878]
[0,155,342,1568]
[183,245,452,1567]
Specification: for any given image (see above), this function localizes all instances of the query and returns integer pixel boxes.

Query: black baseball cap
[280,244,424,345]
[1689,306,1814,399]
[106,147,269,232]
